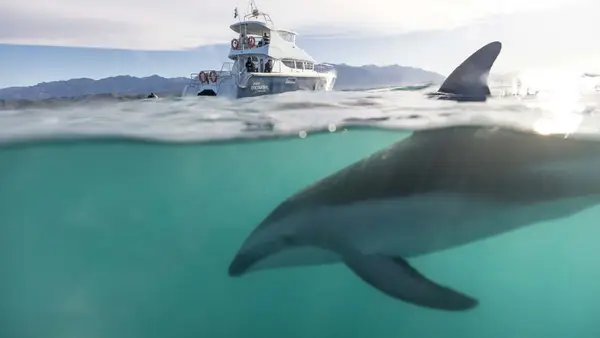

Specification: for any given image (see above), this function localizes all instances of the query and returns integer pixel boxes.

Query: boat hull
[182,73,336,99]
[236,74,332,98]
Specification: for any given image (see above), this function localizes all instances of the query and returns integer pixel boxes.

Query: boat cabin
[227,5,316,76]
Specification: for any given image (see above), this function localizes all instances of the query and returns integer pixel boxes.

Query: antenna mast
[248,0,260,17]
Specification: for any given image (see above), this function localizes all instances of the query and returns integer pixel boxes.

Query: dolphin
[228,124,600,311]
[426,41,502,102]
[227,40,600,311]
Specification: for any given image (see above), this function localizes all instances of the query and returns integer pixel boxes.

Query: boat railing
[220,62,235,73]
[188,73,201,87]
[235,69,253,88]
[242,10,274,27]
[232,37,270,51]
[189,71,233,81]
[188,62,235,87]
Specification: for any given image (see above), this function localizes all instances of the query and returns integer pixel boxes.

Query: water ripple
[1,89,600,144]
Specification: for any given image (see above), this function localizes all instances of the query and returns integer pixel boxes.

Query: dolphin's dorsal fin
[438,41,502,98]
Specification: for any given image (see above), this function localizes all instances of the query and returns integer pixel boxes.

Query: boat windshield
[277,30,296,43]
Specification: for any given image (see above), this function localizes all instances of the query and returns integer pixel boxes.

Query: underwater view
[3,78,600,337]
[3,0,600,334]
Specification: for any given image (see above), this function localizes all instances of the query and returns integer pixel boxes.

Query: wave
[0,83,435,111]
[0,93,181,111]
[338,82,435,93]
[1,89,600,146]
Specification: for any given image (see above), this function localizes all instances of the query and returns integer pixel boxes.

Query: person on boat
[245,57,255,72]
[262,32,270,45]
[264,59,273,73]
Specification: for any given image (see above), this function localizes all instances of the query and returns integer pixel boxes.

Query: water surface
[2,88,600,338]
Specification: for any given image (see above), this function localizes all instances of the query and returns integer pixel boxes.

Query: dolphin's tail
[428,41,502,102]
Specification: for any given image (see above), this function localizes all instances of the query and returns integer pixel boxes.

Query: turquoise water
[3,85,600,338]
[3,127,600,338]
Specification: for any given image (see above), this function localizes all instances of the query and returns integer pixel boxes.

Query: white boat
[182,0,337,98]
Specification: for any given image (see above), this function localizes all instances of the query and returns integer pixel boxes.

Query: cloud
[0,5,138,47]
[0,0,588,50]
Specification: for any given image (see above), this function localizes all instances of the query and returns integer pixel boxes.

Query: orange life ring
[208,71,218,83]
[198,71,208,83]
[247,36,256,48]
[231,38,239,49]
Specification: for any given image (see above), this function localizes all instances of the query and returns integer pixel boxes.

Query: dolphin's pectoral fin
[342,254,478,311]
[309,235,478,310]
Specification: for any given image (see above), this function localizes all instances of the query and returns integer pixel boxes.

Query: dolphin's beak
[228,252,259,276]
[228,242,283,277]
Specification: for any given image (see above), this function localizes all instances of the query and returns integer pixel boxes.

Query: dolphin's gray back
[262,126,600,227]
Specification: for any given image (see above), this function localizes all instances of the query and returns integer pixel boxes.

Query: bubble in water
[328,124,336,132]
[299,130,307,138]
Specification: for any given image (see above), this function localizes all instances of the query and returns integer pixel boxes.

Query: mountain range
[0,63,445,102]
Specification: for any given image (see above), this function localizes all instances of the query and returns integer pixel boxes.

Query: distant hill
[0,64,445,102]
[331,64,445,90]
[0,75,189,101]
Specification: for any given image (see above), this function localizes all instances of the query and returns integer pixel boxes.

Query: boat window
[305,62,314,70]
[295,61,304,70]
[282,60,295,68]
[277,31,296,43]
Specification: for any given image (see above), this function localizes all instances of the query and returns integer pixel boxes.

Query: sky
[0,0,598,88]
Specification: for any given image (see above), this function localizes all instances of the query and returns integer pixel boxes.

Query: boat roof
[230,21,297,36]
